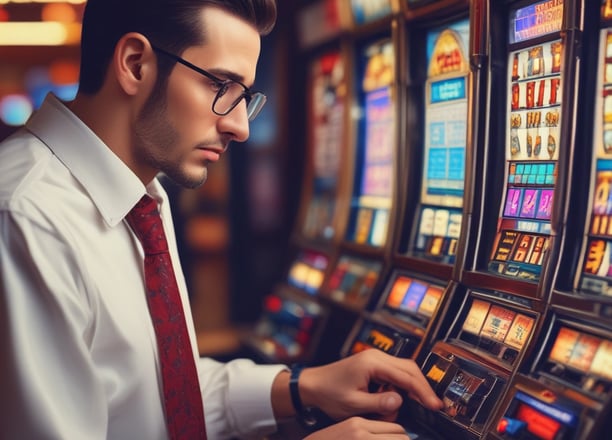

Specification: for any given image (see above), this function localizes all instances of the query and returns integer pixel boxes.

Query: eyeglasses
[152,46,266,121]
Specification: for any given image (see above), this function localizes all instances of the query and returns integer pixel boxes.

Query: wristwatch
[290,364,335,430]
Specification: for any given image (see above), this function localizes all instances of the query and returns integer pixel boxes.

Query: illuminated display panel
[499,391,578,440]
[590,340,612,380]
[411,18,470,264]
[302,51,346,242]
[324,254,382,307]
[287,250,329,294]
[547,327,610,379]
[253,293,323,361]
[348,321,412,355]
[350,0,393,25]
[537,319,612,398]
[480,305,516,342]
[578,26,612,297]
[488,0,564,281]
[509,0,563,44]
[454,296,535,366]
[348,38,395,247]
[382,273,444,323]
[462,299,490,334]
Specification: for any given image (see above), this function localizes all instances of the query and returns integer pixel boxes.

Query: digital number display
[510,0,563,44]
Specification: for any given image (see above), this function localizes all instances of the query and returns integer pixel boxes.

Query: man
[0,0,443,438]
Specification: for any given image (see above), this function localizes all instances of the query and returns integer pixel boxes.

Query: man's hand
[299,349,443,421]
[303,417,412,439]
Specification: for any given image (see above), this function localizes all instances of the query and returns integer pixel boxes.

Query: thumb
[379,391,402,413]
[353,390,402,416]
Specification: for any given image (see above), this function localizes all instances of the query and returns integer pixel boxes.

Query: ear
[113,32,155,96]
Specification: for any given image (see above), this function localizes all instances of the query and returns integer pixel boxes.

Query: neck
[68,90,157,185]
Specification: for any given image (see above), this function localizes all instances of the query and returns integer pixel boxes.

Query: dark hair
[78,0,277,94]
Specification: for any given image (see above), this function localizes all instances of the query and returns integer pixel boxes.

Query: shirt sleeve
[0,207,108,439]
[197,356,288,439]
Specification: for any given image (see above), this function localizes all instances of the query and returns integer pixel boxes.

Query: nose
[218,99,250,143]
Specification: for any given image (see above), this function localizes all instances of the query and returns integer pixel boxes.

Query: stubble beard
[134,84,209,189]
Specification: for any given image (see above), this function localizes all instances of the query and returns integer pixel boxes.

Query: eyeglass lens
[214,83,266,121]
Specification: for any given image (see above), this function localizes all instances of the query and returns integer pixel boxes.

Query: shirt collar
[25,93,163,227]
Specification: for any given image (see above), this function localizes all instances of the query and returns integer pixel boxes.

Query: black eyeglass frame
[151,45,266,121]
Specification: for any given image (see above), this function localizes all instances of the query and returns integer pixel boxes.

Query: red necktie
[126,195,207,439]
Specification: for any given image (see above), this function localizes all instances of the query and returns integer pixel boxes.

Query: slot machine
[340,0,472,366]
[397,0,590,439]
[486,1,612,438]
[304,0,403,362]
[242,0,351,365]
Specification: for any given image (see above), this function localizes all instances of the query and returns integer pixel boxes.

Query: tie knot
[126,195,168,254]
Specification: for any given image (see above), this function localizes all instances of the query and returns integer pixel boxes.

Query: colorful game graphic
[325,255,382,307]
[490,42,562,279]
[412,18,469,263]
[349,39,395,247]
[287,250,329,294]
[499,391,578,440]
[578,25,612,296]
[488,0,564,281]
[384,274,444,320]
[542,324,612,397]
[302,52,346,241]
[253,294,323,362]
[348,321,413,356]
[457,297,535,366]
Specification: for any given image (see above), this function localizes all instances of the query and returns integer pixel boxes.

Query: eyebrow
[207,68,252,88]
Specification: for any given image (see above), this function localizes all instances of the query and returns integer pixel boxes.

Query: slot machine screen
[302,51,347,241]
[451,294,536,367]
[537,318,612,397]
[577,25,612,297]
[348,38,395,247]
[252,293,324,361]
[324,255,382,308]
[287,250,329,294]
[497,391,579,440]
[411,18,470,263]
[488,0,564,281]
[346,320,417,357]
[381,272,444,327]
[350,0,393,25]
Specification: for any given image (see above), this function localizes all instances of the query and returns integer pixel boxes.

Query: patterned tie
[126,195,207,440]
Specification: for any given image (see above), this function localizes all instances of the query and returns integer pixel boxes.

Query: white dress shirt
[0,94,286,440]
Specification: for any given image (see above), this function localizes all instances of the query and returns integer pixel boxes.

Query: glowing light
[0,1,86,4]
[0,94,33,126]
[49,60,79,84]
[0,22,80,45]
[42,3,77,22]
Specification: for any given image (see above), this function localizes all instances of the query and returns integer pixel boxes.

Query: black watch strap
[289,364,305,414]
[289,364,335,430]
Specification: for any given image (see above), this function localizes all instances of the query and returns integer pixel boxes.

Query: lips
[195,147,221,162]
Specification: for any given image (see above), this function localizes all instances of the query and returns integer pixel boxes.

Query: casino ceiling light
[0,1,86,4]
[0,21,81,45]
[0,1,83,45]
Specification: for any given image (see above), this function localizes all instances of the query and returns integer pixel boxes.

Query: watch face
[298,406,335,431]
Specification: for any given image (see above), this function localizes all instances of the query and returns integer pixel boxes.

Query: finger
[348,388,403,416]
[377,357,444,411]
[359,419,407,435]
[375,409,399,422]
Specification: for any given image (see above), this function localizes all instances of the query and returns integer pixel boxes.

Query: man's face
[133,6,261,188]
